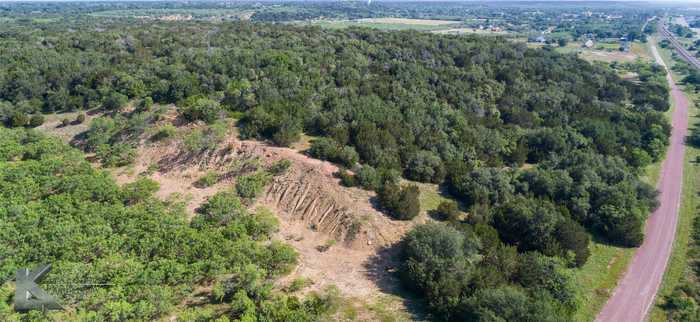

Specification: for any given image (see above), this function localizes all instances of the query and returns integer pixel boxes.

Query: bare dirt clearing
[39,112,426,308]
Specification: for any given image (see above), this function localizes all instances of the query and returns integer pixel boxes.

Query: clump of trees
[399,222,579,320]
[378,182,421,220]
[308,137,359,168]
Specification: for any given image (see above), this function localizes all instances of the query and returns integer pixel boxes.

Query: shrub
[308,137,358,167]
[272,123,301,147]
[103,92,129,111]
[61,118,71,127]
[152,124,177,141]
[336,146,359,167]
[435,200,460,221]
[336,168,356,187]
[405,150,445,183]
[181,96,221,123]
[76,113,86,124]
[121,177,160,204]
[10,112,28,127]
[308,137,339,160]
[355,165,380,190]
[96,143,136,167]
[28,114,45,127]
[268,159,291,175]
[196,171,220,188]
[183,123,226,153]
[85,117,117,151]
[555,218,591,267]
[236,171,272,199]
[399,223,481,315]
[140,97,154,111]
[379,183,421,220]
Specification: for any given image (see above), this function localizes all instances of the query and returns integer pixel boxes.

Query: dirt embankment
[41,113,417,299]
[135,134,414,297]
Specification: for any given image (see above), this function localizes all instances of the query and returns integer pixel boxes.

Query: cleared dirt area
[39,109,424,305]
[356,18,461,25]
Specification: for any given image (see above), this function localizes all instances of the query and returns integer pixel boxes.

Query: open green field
[309,18,461,31]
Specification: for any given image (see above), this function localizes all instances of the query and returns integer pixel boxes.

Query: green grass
[572,241,635,322]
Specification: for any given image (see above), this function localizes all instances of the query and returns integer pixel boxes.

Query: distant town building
[584,39,595,48]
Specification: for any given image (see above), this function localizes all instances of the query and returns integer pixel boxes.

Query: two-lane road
[596,42,689,322]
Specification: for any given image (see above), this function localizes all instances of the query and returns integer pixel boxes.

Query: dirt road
[595,43,689,321]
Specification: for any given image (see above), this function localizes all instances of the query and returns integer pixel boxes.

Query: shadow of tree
[363,242,432,321]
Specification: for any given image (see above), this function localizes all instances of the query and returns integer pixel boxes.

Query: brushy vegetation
[0,128,339,321]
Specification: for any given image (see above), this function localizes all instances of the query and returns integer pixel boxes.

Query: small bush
[308,138,359,168]
[28,114,45,127]
[61,118,71,127]
[236,171,272,199]
[272,123,301,147]
[96,143,136,167]
[316,239,336,252]
[435,200,460,221]
[284,278,313,293]
[10,112,28,127]
[121,177,160,205]
[181,96,221,124]
[268,159,291,175]
[196,171,220,188]
[336,168,356,187]
[76,113,86,124]
[152,124,177,141]
[183,123,226,153]
[103,92,129,111]
[140,97,154,111]
[378,183,421,220]
[355,166,380,191]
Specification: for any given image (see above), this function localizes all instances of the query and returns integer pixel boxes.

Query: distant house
[583,39,595,48]
[535,36,546,43]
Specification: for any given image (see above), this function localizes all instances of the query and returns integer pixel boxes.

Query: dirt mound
[42,116,417,300]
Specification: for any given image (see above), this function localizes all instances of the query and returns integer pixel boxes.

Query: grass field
[309,18,464,32]
[356,18,460,26]
[550,41,640,63]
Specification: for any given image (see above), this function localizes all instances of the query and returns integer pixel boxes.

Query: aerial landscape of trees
[0,128,339,321]
[0,1,678,320]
